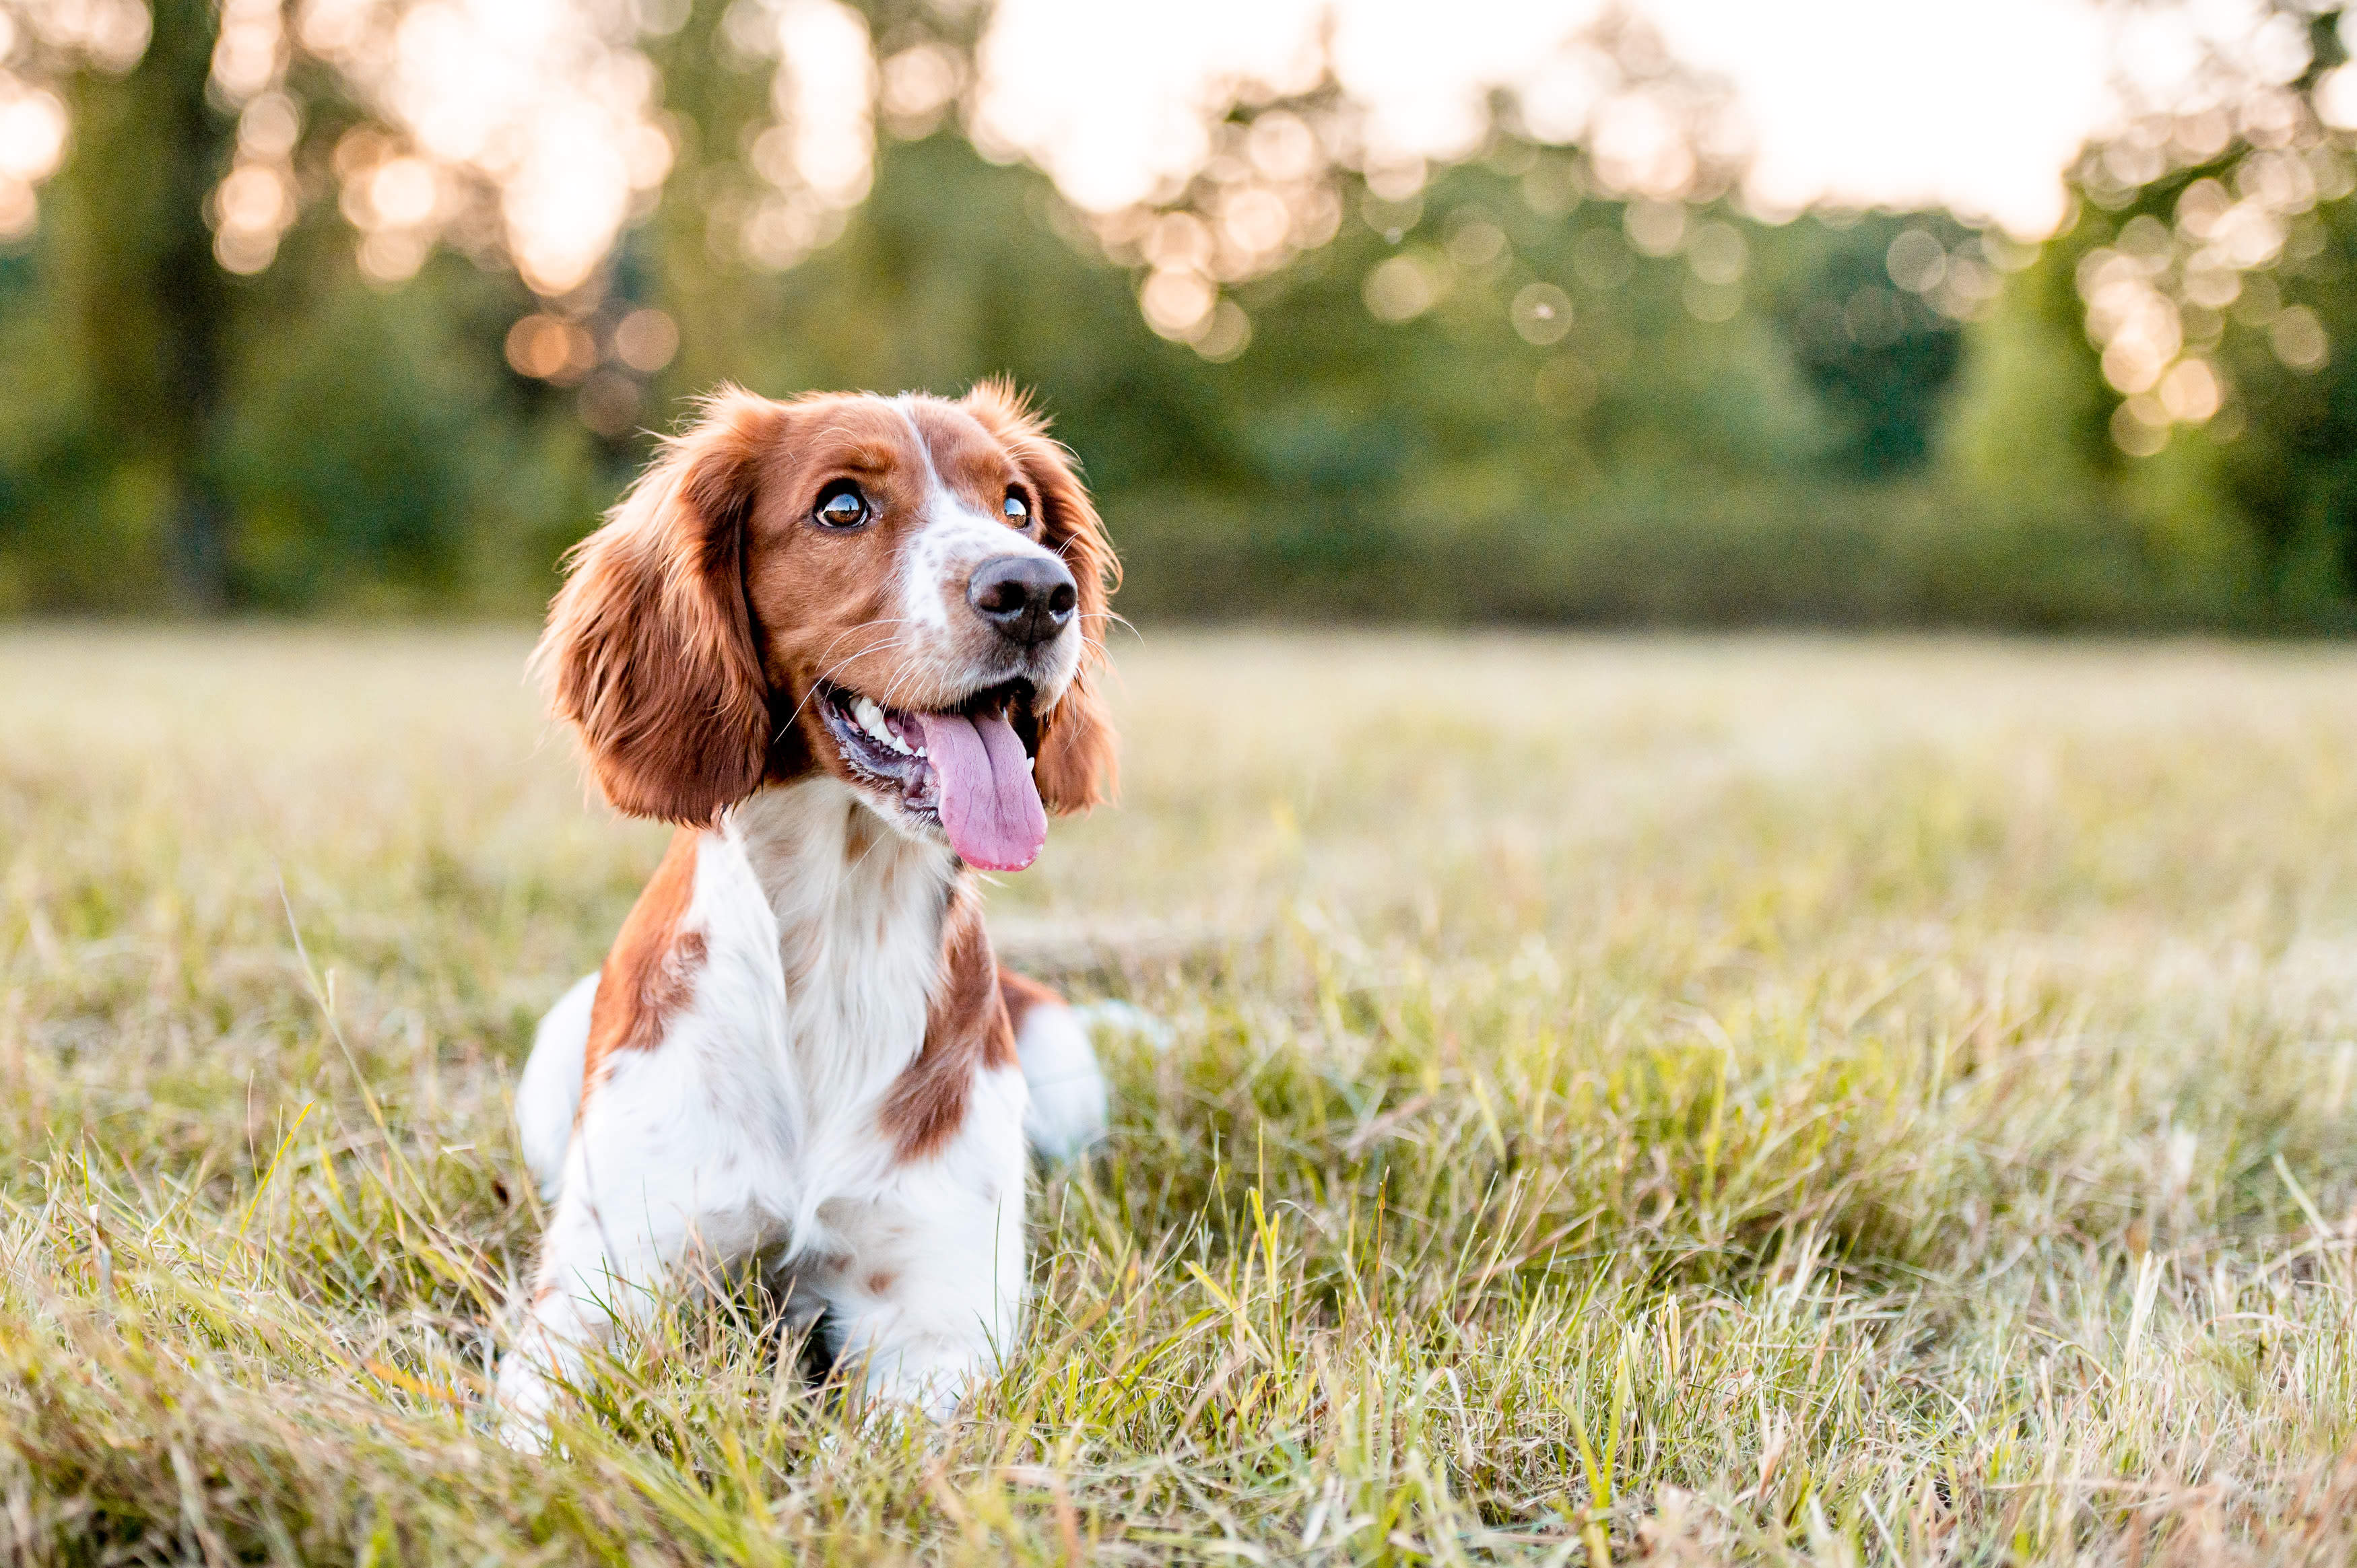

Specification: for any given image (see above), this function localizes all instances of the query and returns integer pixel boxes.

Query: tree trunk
[74,0,235,610]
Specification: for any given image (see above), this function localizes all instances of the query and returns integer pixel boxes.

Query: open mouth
[816,679,1047,871]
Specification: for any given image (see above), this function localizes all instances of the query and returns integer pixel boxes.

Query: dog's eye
[1003,491,1030,526]
[814,483,869,529]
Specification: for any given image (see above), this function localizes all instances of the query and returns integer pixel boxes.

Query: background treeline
[3,1,2355,628]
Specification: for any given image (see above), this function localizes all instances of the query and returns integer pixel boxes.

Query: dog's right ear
[960,378,1120,814]
[533,388,780,826]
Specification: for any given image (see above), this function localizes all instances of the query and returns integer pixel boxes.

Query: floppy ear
[533,389,780,825]
[1031,663,1117,815]
[962,378,1120,814]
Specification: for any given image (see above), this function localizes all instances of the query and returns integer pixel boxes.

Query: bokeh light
[2271,304,2329,371]
[207,0,675,295]
[1364,254,1440,324]
[729,0,875,272]
[0,0,147,243]
[0,0,2345,456]
[504,312,597,383]
[1511,282,1572,345]
[612,308,680,375]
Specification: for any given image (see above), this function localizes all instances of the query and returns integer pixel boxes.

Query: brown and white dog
[496,382,1117,1444]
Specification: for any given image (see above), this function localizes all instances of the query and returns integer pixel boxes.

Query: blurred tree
[1772,220,1964,475]
[7,0,238,607]
[0,0,2354,631]
[2051,0,2357,607]
[2205,193,2357,608]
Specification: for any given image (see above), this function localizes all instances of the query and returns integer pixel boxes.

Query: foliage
[9,632,2357,1561]
[1770,217,1966,476]
[2,3,2357,626]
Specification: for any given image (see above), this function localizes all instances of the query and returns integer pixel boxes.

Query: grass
[5,627,2357,1565]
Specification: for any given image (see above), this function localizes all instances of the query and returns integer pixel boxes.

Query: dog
[495,382,1117,1444]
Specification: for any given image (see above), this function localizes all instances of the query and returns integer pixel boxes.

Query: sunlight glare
[298,0,674,296]
[0,86,67,184]
[972,0,2308,242]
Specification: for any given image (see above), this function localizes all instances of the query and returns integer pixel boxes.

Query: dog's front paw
[853,1341,987,1425]
[490,1357,558,1453]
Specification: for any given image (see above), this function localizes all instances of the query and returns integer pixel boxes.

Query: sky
[1640,0,2115,234]
[970,0,2300,237]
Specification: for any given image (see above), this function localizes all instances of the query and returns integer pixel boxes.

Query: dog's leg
[815,1084,1028,1419]
[494,1048,776,1448]
[1014,1001,1108,1160]
[997,967,1108,1159]
[514,972,598,1200]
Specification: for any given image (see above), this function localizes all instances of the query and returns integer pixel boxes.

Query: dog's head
[535,382,1117,870]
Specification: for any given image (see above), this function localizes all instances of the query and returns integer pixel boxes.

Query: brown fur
[880,892,1020,1161]
[583,829,705,1087]
[535,395,781,826]
[996,965,1065,1037]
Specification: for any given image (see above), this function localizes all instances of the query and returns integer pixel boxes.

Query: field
[5,629,2357,1565]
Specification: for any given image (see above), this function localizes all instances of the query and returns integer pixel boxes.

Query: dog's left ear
[962,378,1119,814]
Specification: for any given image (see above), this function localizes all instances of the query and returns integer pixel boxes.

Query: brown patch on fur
[880,892,1018,1160]
[583,829,706,1088]
[864,1270,898,1297]
[843,806,877,864]
[778,925,825,999]
[996,966,1065,1037]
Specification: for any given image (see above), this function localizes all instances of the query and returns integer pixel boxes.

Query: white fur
[496,783,1039,1445]
[892,398,1067,648]
[517,972,597,1200]
[1015,1003,1108,1159]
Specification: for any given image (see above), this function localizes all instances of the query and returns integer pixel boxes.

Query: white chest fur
[713,780,968,1222]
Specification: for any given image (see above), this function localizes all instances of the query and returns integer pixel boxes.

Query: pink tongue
[915,710,1048,871]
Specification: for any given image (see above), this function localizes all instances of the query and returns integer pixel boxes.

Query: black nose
[966,554,1077,646]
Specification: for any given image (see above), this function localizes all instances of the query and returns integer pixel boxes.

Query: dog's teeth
[854,697,895,745]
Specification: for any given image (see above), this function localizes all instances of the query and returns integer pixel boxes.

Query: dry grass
[6,628,2357,1565]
